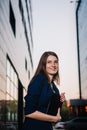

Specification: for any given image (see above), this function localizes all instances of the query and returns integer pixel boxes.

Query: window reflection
[0,57,18,130]
[6,59,18,100]
[6,58,18,125]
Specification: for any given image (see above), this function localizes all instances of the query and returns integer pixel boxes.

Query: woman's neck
[48,74,53,83]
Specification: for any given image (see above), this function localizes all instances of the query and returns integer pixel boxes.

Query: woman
[22,51,65,130]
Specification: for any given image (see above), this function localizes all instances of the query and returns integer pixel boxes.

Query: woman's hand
[54,108,61,123]
[60,92,65,102]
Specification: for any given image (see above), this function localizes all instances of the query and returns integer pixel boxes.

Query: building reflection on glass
[0,0,33,130]
[68,0,87,119]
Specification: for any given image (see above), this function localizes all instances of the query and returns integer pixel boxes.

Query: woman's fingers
[57,108,60,116]
[57,108,61,121]
[60,92,66,102]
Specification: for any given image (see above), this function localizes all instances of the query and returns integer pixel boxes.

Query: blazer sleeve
[24,74,44,115]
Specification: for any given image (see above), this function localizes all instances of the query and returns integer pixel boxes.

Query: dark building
[0,0,33,130]
[68,0,87,119]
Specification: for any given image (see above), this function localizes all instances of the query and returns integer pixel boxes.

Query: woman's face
[46,55,59,78]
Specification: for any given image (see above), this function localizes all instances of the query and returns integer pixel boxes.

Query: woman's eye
[55,61,58,64]
[47,60,51,63]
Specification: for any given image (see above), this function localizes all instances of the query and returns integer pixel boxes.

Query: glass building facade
[0,0,33,130]
[68,0,87,119]
[77,0,87,99]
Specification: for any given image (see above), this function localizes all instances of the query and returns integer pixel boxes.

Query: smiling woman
[22,51,65,130]
[45,55,59,82]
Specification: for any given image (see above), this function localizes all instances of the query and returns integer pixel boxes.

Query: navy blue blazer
[22,73,61,130]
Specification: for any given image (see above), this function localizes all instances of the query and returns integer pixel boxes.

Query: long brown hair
[33,51,60,84]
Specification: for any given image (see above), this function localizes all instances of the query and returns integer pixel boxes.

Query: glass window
[6,57,18,124]
[6,58,18,100]
[9,1,16,36]
[7,77,10,93]
[7,60,10,77]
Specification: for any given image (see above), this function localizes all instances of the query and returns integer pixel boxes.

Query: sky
[32,0,79,100]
